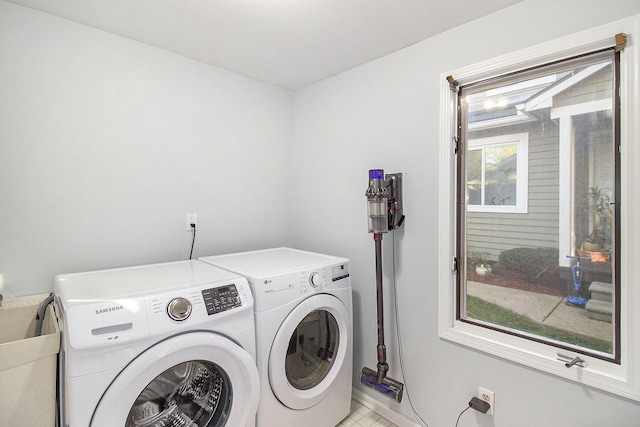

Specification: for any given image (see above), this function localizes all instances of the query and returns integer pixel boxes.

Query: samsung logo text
[95,305,124,315]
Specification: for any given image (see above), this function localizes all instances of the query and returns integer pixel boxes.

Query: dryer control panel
[248,261,351,312]
[332,263,350,282]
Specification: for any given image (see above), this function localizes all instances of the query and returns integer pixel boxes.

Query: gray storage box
[0,294,60,427]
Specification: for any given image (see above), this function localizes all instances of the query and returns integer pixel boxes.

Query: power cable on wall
[189,223,196,259]
[391,230,431,427]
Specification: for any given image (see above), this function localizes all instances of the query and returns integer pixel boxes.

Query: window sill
[439,320,639,401]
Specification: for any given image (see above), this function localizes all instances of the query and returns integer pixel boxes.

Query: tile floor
[336,399,398,427]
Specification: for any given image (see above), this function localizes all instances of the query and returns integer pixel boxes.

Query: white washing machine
[54,260,259,427]
[199,248,352,427]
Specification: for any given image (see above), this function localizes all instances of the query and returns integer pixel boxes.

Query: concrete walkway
[467,281,612,342]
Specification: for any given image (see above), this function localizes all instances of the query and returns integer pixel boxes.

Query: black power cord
[454,406,471,427]
[455,398,491,426]
[189,223,196,259]
[391,230,430,427]
[392,231,491,427]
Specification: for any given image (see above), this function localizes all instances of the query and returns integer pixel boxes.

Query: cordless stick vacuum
[566,255,591,306]
[360,169,405,403]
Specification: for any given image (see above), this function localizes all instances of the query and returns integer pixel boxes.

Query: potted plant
[468,252,491,276]
[580,186,612,262]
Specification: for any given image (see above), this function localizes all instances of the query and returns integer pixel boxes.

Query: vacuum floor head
[360,367,404,402]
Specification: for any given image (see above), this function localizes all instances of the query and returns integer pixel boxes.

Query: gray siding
[464,66,612,263]
[467,120,559,262]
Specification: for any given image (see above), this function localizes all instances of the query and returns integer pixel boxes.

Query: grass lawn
[466,295,612,353]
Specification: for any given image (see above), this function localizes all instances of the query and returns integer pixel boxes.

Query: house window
[439,16,640,402]
[459,48,618,358]
[467,133,528,213]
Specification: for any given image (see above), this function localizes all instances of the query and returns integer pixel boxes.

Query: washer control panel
[201,284,242,315]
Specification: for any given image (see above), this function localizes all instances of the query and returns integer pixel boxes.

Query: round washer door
[269,294,350,410]
[90,332,259,427]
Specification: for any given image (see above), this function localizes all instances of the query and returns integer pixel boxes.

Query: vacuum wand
[360,169,404,402]
[374,233,389,384]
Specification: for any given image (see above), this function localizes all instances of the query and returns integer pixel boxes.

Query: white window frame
[467,133,529,214]
[438,15,640,401]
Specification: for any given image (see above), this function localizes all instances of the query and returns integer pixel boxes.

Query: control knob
[167,297,192,321]
[309,272,324,288]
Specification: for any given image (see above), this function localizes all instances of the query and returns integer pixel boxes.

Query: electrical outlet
[186,213,197,231]
[478,387,494,416]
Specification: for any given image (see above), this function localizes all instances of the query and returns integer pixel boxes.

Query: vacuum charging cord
[391,231,431,427]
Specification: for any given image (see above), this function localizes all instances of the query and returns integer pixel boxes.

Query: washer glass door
[126,360,230,427]
[91,332,259,427]
[269,294,350,409]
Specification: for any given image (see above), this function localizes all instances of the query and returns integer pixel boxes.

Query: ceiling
[6,0,522,90]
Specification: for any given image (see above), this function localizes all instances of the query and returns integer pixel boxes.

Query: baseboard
[351,388,422,427]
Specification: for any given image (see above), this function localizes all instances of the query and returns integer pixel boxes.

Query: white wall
[3,0,640,425]
[292,0,640,425]
[0,1,293,297]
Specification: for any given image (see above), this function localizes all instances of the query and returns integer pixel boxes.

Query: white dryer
[54,260,259,427]
[199,248,352,427]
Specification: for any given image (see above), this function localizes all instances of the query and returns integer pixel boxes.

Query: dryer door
[90,332,259,427]
[269,294,350,410]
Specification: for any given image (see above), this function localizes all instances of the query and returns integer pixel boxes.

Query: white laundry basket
[0,294,60,427]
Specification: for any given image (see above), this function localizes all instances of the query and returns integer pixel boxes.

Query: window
[461,49,618,359]
[467,133,528,213]
[438,16,640,401]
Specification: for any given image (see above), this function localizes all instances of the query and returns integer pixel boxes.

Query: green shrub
[497,247,559,280]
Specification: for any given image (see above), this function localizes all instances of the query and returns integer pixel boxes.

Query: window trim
[438,15,640,401]
[467,133,529,214]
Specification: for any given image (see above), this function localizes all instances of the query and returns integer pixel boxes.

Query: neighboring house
[465,61,613,268]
